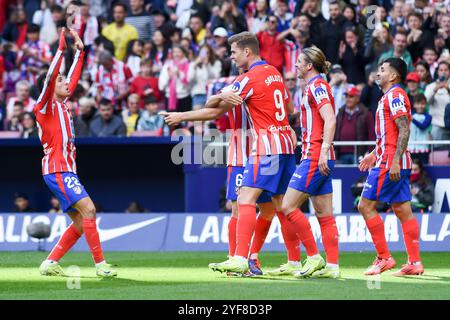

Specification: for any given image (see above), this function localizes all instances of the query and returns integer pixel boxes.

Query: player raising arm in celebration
[36,28,117,278]
[358,58,423,276]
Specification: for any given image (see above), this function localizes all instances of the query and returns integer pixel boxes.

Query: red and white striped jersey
[299,75,336,161]
[232,61,295,156]
[227,103,252,167]
[284,40,302,74]
[34,49,85,175]
[374,84,412,169]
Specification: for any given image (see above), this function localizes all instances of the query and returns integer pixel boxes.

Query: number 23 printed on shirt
[274,89,285,121]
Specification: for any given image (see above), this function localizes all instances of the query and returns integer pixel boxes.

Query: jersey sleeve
[231,74,253,101]
[310,80,332,110]
[388,90,410,121]
[35,49,64,112]
[65,50,85,100]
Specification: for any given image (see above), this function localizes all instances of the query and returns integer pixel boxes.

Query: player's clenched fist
[358,152,376,172]
[160,111,183,126]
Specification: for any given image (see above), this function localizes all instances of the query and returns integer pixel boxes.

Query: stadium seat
[429,150,450,165]
[0,131,21,138]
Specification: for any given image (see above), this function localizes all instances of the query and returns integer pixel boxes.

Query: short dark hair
[407,12,423,22]
[13,101,24,108]
[144,96,157,105]
[99,98,112,108]
[228,31,260,55]
[27,23,40,33]
[69,0,84,6]
[381,57,407,83]
[50,4,64,13]
[438,61,450,70]
[423,47,437,55]
[414,93,426,104]
[112,2,128,12]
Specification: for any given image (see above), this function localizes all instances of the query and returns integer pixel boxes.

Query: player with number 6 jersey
[34,27,116,278]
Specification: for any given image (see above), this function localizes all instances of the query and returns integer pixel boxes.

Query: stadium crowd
[0,0,450,165]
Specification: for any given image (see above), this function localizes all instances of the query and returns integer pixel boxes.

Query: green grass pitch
[0,251,449,300]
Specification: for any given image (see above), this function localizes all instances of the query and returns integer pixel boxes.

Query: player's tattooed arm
[393,115,410,163]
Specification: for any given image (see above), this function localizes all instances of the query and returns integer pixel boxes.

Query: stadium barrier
[0,213,448,252]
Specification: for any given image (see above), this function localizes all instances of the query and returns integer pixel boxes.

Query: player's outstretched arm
[35,28,67,110]
[390,115,410,181]
[65,28,85,99]
[318,103,336,176]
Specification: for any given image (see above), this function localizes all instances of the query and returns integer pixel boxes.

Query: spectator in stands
[210,0,248,35]
[95,50,133,110]
[122,94,141,136]
[416,60,432,90]
[20,112,38,138]
[125,0,155,42]
[6,101,24,131]
[13,192,33,213]
[48,195,62,214]
[274,0,293,33]
[159,45,192,113]
[299,0,326,46]
[410,158,434,213]
[148,29,171,76]
[335,86,375,164]
[248,0,270,34]
[422,47,439,80]
[129,58,162,109]
[101,2,138,61]
[136,96,165,135]
[256,15,286,73]
[6,80,35,120]
[188,44,222,110]
[2,7,28,47]
[406,72,425,104]
[338,27,366,85]
[406,12,434,63]
[425,61,450,140]
[364,24,392,74]
[320,1,348,65]
[77,0,99,48]
[378,31,414,72]
[189,14,207,47]
[408,93,432,164]
[76,97,97,137]
[17,24,53,84]
[31,1,59,46]
[328,64,348,113]
[125,39,144,77]
[89,98,127,137]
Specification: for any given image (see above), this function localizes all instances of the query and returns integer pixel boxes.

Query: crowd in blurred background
[0,0,449,166]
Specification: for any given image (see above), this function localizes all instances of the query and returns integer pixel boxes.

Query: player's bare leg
[310,194,340,278]
[358,197,396,275]
[72,197,117,277]
[391,201,424,276]
[280,188,324,278]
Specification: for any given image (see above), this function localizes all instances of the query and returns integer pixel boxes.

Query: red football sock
[235,204,257,258]
[277,212,300,261]
[286,208,318,257]
[83,218,105,264]
[366,215,391,260]
[318,216,339,264]
[249,214,272,257]
[228,216,237,257]
[47,223,81,262]
[402,217,421,263]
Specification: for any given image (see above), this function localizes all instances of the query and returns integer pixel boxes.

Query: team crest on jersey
[390,97,406,115]
[231,81,240,92]
[313,86,328,101]
[73,186,82,195]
